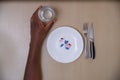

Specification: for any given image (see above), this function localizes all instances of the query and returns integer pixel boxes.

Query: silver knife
[89,23,95,59]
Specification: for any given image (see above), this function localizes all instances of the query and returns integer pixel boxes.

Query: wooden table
[0,1,120,80]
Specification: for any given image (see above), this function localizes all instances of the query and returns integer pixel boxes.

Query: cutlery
[83,23,89,59]
[89,23,95,59]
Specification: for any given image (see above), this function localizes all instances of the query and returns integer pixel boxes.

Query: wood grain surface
[0,1,120,80]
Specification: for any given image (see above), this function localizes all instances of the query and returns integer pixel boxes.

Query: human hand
[24,6,56,80]
[30,6,56,43]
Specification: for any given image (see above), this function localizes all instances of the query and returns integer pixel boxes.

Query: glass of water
[38,6,56,23]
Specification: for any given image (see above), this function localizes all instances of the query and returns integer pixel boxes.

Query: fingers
[31,6,42,20]
[33,6,42,16]
[38,19,44,28]
[45,18,56,32]
[31,6,44,28]
[31,6,56,31]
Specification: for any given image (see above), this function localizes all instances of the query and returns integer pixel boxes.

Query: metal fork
[83,23,89,59]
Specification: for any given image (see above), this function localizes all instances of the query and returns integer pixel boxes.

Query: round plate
[47,26,84,63]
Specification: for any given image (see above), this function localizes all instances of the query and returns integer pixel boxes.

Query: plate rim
[47,26,84,63]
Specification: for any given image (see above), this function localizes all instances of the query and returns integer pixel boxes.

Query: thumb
[45,18,56,32]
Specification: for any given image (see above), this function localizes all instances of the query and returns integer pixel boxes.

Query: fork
[83,23,89,59]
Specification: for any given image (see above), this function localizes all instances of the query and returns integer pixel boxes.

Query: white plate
[47,26,84,63]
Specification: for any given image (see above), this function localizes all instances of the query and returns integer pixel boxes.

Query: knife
[89,23,95,59]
